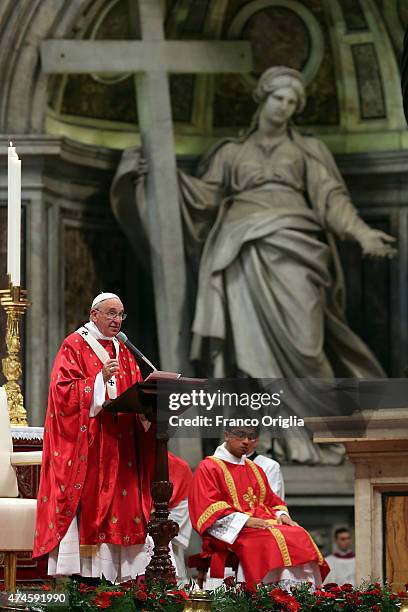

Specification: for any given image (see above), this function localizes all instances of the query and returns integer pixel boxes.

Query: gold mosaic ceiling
[46,0,408,153]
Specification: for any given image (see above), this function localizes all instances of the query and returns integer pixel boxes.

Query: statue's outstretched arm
[307,139,397,260]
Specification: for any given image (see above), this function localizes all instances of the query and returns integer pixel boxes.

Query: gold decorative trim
[197,501,231,531]
[269,527,292,566]
[273,505,289,512]
[245,459,266,505]
[307,532,324,565]
[243,486,257,509]
[209,457,242,510]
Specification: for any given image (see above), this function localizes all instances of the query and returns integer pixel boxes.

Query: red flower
[224,575,235,588]
[341,583,353,592]
[270,587,290,604]
[328,586,342,594]
[168,589,189,599]
[79,584,97,593]
[324,582,338,590]
[135,589,148,602]
[111,591,124,597]
[241,582,256,595]
[159,597,167,604]
[40,584,52,591]
[286,595,301,611]
[314,589,335,599]
[121,579,135,590]
[92,593,112,609]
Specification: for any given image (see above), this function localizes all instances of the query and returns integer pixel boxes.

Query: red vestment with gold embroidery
[33,331,155,558]
[189,456,329,585]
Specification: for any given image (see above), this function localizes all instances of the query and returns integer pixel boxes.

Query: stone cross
[41,0,252,372]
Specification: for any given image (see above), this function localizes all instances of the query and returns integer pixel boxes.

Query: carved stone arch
[0,0,95,133]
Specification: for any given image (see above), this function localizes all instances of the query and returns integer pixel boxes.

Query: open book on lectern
[144,370,181,382]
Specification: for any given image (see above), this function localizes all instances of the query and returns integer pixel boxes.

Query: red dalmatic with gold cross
[189,456,329,585]
[33,331,155,558]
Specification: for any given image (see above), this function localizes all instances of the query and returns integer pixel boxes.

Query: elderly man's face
[90,297,124,338]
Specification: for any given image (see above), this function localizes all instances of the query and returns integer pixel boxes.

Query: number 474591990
[3,591,68,606]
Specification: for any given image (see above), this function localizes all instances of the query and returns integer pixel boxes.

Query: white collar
[84,321,114,341]
[214,442,246,465]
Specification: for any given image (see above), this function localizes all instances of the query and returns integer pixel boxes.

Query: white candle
[7,142,21,287]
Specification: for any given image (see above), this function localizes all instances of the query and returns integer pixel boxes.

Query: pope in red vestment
[189,428,329,587]
[33,293,155,569]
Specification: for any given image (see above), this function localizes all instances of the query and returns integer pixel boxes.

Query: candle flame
[9,141,13,146]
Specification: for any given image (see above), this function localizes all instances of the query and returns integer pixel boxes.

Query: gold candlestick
[0,280,30,426]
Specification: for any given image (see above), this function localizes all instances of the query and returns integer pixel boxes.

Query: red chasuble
[33,331,155,558]
[168,451,193,509]
[189,456,329,585]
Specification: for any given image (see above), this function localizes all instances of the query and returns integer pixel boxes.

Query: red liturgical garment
[168,451,193,510]
[33,331,155,558]
[189,455,329,585]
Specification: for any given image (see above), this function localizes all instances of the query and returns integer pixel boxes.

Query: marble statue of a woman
[179,66,396,381]
[112,66,396,463]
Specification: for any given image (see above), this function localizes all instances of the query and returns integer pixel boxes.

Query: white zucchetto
[91,292,120,309]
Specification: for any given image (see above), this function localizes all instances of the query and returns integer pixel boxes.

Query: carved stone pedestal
[309,408,408,591]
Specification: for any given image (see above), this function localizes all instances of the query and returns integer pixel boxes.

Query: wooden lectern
[104,377,203,583]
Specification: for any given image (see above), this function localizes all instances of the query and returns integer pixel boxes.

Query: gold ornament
[0,280,30,426]
[400,597,408,612]
[183,590,212,612]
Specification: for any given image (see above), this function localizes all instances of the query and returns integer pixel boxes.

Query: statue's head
[253,66,306,115]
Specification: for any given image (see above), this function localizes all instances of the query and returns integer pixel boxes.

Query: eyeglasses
[95,309,127,321]
[229,430,258,440]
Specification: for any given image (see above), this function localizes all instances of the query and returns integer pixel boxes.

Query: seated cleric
[189,424,329,587]
[33,292,156,582]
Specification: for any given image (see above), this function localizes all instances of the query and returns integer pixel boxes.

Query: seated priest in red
[189,424,329,588]
[33,292,156,582]
[168,451,193,582]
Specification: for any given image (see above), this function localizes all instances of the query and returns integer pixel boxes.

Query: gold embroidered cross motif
[243,486,257,509]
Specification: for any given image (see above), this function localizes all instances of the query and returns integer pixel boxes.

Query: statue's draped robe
[189,444,329,585]
[33,331,156,572]
[110,129,384,464]
[179,130,384,380]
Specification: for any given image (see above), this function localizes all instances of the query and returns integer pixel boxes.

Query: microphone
[116,332,157,372]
